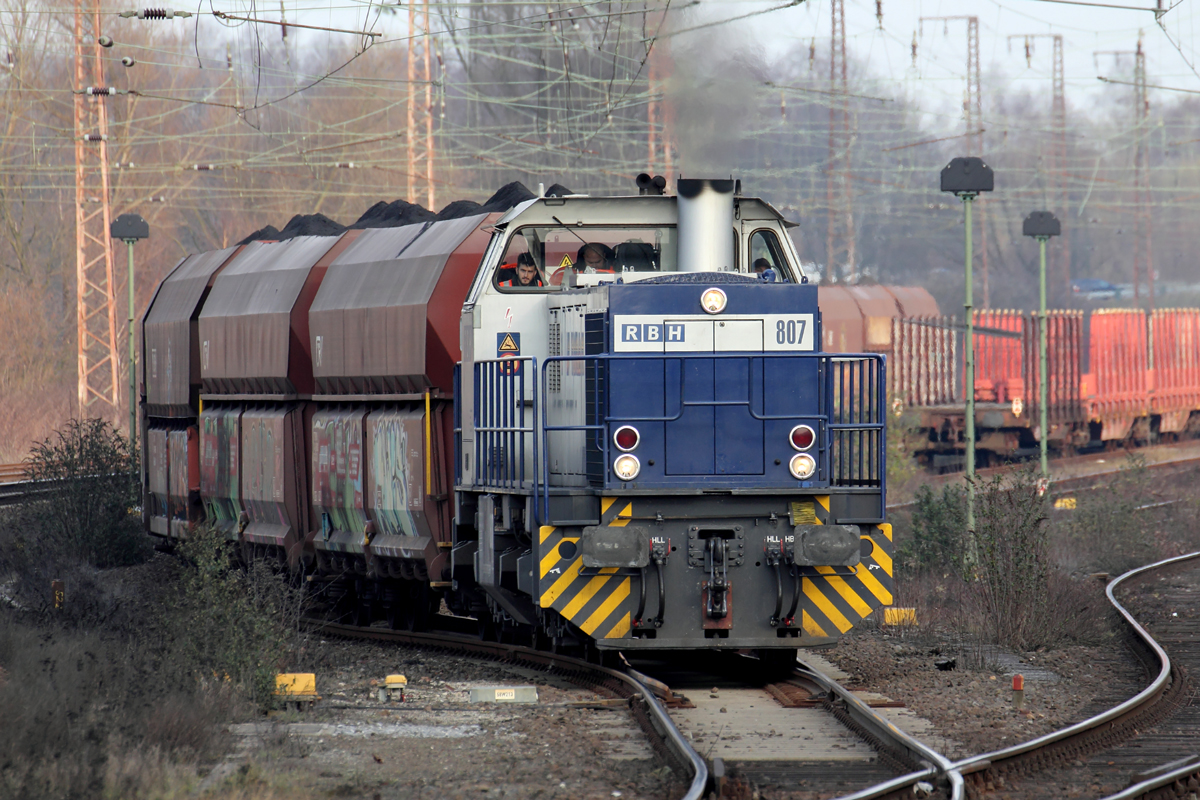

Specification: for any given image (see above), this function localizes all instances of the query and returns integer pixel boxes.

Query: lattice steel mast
[647,52,674,185]
[1096,37,1152,305]
[1134,36,1153,308]
[73,0,120,420]
[407,0,436,210]
[921,16,985,303]
[825,0,856,283]
[1009,34,1070,298]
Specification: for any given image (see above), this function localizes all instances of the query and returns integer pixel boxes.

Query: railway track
[954,554,1200,800]
[637,652,955,799]
[630,550,1199,799]
[816,551,1200,800]
[306,614,956,800]
[305,617,709,799]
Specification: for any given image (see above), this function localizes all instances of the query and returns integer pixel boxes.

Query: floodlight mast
[940,156,994,569]
[110,213,149,445]
[1023,211,1061,481]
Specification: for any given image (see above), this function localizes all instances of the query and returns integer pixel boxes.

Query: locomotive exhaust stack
[676,177,736,272]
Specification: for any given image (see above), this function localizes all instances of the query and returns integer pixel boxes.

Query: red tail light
[614,426,640,451]
[790,424,815,451]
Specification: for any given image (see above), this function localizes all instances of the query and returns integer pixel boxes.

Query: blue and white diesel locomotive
[141,176,892,663]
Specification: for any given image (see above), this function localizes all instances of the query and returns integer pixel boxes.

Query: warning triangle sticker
[558,254,574,268]
[497,333,520,352]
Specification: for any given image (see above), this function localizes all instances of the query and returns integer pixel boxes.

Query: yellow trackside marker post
[275,673,320,710]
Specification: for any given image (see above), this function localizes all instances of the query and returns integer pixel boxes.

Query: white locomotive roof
[494,194,797,229]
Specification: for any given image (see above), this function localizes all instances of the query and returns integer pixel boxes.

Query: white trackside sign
[613,314,815,353]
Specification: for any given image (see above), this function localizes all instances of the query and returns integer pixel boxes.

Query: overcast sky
[679,0,1200,126]
[264,0,1200,138]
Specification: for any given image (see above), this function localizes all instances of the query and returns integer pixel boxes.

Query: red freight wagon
[1024,310,1084,427]
[1151,308,1200,436]
[1085,309,1149,441]
[973,310,1025,404]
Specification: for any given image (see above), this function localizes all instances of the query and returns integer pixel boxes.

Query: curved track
[305,617,709,800]
[837,551,1200,800]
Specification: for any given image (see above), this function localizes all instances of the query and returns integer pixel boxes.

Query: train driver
[753,256,778,282]
[499,253,544,288]
[577,242,615,273]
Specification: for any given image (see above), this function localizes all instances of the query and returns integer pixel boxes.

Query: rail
[833,550,1199,800]
[942,551,1195,791]
[306,618,707,800]
[791,657,956,800]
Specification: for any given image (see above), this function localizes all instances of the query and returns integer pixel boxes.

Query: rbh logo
[620,323,684,343]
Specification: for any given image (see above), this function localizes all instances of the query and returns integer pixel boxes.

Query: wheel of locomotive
[550,632,583,657]
[755,648,799,679]
[476,609,498,641]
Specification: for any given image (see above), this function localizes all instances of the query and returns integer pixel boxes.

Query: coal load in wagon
[234,180,546,242]
[276,213,347,240]
[350,199,436,229]
[479,181,537,212]
[236,225,281,245]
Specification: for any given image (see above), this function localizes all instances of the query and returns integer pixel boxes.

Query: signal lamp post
[940,156,994,567]
[1023,211,1061,480]
[110,213,150,446]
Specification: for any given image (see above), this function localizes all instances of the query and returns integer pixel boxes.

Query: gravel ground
[217,636,679,800]
[819,626,1146,761]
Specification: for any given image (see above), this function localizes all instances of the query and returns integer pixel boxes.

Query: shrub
[0,418,147,623]
[172,526,304,711]
[1058,453,1158,575]
[969,470,1053,648]
[902,482,967,575]
[886,396,923,491]
[899,470,1113,653]
[20,417,144,568]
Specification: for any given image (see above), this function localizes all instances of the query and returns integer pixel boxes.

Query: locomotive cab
[456,179,892,655]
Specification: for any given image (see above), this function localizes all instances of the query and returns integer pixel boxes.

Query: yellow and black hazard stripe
[795,495,894,638]
[536,497,636,640]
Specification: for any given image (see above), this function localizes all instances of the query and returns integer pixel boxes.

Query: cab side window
[495,240,547,291]
[749,229,790,282]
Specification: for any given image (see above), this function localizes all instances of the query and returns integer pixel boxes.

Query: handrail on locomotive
[468,352,888,526]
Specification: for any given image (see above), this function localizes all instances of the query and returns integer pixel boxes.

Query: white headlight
[700,287,727,314]
[613,454,641,481]
[789,453,816,480]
